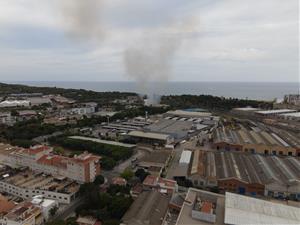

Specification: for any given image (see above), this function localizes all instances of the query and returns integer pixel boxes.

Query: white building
[70,107,95,115]
[0,113,16,126]
[0,100,30,108]
[31,196,58,221]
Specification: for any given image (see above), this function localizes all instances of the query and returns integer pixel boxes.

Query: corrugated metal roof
[225,192,300,224]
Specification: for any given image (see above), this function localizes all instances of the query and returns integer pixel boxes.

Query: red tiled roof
[112,177,127,186]
[0,195,15,214]
[201,201,213,214]
[143,175,158,186]
[143,175,177,189]
[37,155,68,168]
[69,153,101,164]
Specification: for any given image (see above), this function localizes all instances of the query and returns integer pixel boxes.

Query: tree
[120,168,134,181]
[103,219,120,225]
[108,195,133,219]
[135,169,149,182]
[49,205,58,217]
[94,175,105,185]
[53,146,64,155]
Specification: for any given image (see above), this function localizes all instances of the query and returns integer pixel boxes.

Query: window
[264,150,269,155]
[272,151,276,155]
[288,152,293,156]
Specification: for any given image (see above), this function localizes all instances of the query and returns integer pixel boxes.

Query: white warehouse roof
[224,192,300,225]
[256,109,297,115]
[280,112,300,118]
[179,150,192,164]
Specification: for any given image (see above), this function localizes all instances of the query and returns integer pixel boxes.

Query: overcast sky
[0,0,298,82]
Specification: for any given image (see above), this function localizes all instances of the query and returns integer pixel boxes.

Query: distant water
[5,81,299,101]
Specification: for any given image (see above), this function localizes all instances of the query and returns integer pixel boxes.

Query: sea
[5,81,300,101]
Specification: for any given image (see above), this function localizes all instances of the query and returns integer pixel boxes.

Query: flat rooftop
[145,119,194,140]
[280,112,300,118]
[122,190,171,225]
[225,192,300,224]
[176,188,225,225]
[0,168,79,194]
[166,110,212,118]
[69,136,136,148]
[256,109,297,115]
[139,150,172,165]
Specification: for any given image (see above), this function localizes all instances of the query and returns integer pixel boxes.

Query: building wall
[0,181,75,204]
[265,181,300,200]
[218,178,265,196]
[213,142,297,156]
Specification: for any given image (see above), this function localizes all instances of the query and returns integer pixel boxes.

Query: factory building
[188,150,300,200]
[127,130,174,146]
[213,127,299,156]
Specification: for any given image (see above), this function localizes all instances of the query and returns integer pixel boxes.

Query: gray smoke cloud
[124,21,197,104]
[60,0,105,41]
[58,1,197,104]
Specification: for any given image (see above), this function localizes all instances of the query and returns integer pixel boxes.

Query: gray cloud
[60,0,106,41]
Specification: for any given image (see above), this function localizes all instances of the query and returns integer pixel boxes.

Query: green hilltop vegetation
[161,94,273,111]
[0,82,138,104]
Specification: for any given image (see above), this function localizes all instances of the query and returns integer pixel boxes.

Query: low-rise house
[112,177,127,186]
[143,175,178,194]
[31,196,58,221]
[0,113,16,126]
[17,110,37,121]
[1,201,43,225]
[0,195,16,217]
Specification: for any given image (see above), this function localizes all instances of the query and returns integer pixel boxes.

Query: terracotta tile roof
[112,177,127,186]
[201,201,213,213]
[143,175,177,189]
[37,155,68,168]
[0,195,15,215]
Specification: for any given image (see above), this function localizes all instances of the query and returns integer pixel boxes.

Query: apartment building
[2,145,101,183]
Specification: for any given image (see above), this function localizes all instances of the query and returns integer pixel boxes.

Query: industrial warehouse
[212,127,300,156]
[187,150,300,200]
